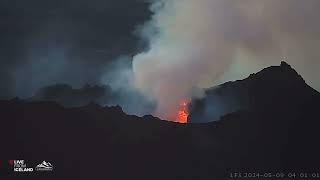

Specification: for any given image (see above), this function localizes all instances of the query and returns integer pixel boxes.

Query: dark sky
[0,0,151,98]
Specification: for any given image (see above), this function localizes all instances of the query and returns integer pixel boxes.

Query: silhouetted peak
[279,61,301,76]
[189,61,312,123]
[108,105,124,113]
[249,61,305,85]
[280,61,291,69]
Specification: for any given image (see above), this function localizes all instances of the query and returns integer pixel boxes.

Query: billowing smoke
[0,0,151,99]
[101,56,155,116]
[131,0,320,121]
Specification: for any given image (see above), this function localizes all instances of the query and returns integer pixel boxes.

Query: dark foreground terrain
[1,62,320,180]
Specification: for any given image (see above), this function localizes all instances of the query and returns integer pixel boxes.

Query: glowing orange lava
[175,100,190,123]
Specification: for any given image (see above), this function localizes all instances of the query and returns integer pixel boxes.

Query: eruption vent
[174,100,190,123]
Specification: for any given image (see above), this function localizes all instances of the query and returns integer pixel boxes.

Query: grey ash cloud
[0,0,151,98]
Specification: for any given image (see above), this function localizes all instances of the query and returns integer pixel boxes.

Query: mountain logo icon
[35,161,53,171]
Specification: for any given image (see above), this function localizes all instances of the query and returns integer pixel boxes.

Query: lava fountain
[174,100,190,123]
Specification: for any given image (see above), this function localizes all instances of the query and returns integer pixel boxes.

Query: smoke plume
[131,0,320,121]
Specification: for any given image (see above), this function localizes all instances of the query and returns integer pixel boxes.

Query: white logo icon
[35,161,53,171]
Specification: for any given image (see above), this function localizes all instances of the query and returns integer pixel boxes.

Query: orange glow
[175,100,190,123]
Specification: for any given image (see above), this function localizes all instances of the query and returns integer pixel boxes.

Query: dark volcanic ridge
[1,61,320,180]
[188,61,319,122]
[27,82,155,116]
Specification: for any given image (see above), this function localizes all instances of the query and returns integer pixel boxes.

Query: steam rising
[132,0,320,120]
